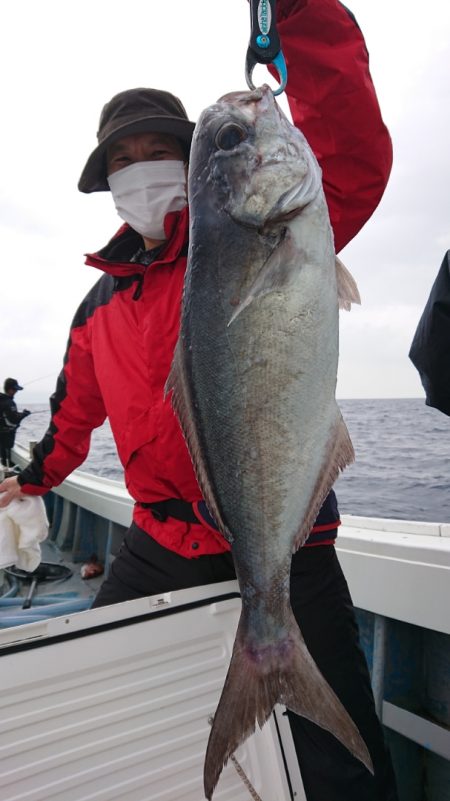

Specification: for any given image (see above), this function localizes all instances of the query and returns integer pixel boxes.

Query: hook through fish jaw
[245,47,288,96]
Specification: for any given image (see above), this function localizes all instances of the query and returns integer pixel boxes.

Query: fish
[166,84,368,799]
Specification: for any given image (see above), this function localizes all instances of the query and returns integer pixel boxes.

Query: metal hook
[245,46,287,96]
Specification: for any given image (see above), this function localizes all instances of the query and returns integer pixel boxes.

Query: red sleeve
[275,0,393,251]
[18,323,107,494]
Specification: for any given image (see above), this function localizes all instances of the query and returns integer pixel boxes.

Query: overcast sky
[1,0,449,402]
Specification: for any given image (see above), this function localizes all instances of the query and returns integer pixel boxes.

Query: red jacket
[18,0,392,558]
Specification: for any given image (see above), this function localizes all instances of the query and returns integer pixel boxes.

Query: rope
[207,716,263,801]
[230,753,263,801]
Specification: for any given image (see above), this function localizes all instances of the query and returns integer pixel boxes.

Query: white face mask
[107,160,187,241]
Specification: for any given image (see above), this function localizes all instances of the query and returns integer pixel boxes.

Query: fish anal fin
[204,609,373,799]
[229,230,298,325]
[336,256,361,311]
[294,413,354,551]
[165,345,231,541]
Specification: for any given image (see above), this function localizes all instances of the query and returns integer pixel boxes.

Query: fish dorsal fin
[336,257,361,311]
[294,411,354,551]
[228,230,298,325]
[165,343,232,542]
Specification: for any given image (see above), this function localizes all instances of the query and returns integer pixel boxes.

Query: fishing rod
[246,0,287,95]
[22,372,56,387]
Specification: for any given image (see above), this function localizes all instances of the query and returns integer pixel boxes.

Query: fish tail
[204,610,373,799]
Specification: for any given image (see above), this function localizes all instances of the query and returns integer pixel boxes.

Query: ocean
[16,398,450,524]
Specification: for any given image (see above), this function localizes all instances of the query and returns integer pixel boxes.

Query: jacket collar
[85,206,189,278]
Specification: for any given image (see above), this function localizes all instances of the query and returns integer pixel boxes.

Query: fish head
[188,84,322,229]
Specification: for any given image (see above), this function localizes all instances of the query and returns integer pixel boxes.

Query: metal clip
[245,47,287,96]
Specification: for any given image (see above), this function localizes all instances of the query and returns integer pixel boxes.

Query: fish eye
[215,123,247,151]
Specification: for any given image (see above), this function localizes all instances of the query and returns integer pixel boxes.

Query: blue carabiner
[245,0,288,96]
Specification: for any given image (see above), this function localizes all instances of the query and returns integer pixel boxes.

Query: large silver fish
[167,84,369,799]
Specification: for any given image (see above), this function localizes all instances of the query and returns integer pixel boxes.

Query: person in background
[409,250,450,415]
[0,378,30,468]
[0,2,398,798]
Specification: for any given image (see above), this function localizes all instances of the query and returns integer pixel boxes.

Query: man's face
[106,132,185,176]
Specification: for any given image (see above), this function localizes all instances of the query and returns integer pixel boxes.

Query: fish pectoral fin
[203,610,373,800]
[294,412,354,550]
[228,230,298,326]
[336,256,361,311]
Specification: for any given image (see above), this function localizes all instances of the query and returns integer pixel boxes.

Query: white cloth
[0,497,49,572]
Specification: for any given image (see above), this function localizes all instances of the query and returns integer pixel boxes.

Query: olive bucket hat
[78,88,196,193]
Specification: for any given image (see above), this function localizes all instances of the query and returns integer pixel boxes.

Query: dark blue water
[336,399,450,523]
[17,398,450,524]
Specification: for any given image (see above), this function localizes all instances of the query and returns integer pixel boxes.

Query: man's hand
[0,477,24,508]
[22,409,31,417]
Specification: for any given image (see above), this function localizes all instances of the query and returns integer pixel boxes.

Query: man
[0,1,398,798]
[0,378,30,468]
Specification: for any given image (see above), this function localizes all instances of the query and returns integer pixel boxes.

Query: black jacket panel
[409,251,450,416]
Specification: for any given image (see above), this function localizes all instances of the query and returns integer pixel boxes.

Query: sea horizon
[15,397,450,525]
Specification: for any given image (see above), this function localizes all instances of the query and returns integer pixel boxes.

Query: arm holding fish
[274,0,393,251]
[0,320,107,506]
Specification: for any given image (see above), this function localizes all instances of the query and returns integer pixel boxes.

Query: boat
[0,440,449,800]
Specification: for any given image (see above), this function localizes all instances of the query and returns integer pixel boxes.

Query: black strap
[139,499,199,524]
[141,494,339,532]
